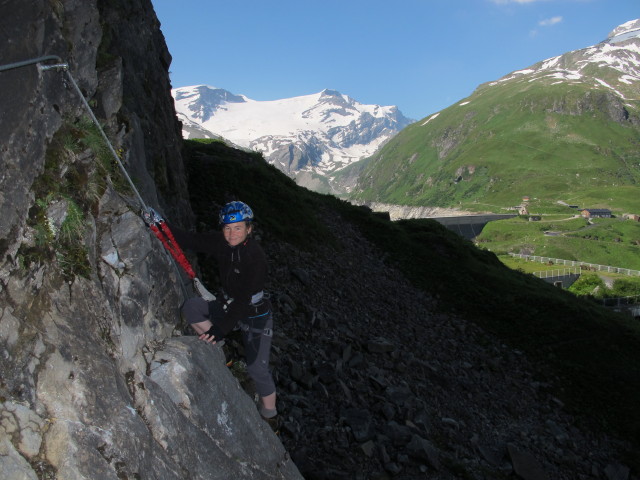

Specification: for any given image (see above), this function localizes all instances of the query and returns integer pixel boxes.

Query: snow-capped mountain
[489,19,640,98]
[172,86,414,194]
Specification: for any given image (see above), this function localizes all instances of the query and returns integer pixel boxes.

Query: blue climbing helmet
[219,201,254,225]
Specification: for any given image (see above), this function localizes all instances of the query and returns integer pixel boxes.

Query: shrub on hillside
[610,277,640,298]
[568,274,606,297]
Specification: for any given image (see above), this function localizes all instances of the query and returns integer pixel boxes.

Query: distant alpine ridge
[488,19,640,99]
[350,19,640,213]
[172,86,414,194]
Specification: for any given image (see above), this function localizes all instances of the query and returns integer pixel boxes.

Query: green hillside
[351,78,640,214]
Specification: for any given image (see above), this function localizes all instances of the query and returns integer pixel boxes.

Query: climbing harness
[239,292,273,337]
[239,319,273,338]
[0,55,215,301]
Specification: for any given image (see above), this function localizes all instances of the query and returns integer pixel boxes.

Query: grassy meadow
[475,213,640,270]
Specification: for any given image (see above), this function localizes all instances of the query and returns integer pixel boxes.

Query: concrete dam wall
[364,203,517,240]
[430,214,518,240]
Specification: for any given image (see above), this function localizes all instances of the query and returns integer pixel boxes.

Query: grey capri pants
[181,296,276,397]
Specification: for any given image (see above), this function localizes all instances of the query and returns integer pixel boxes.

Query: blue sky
[151,0,638,120]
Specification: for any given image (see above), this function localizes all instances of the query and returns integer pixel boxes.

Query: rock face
[0,1,300,478]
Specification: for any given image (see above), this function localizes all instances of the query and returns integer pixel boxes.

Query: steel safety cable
[0,55,63,72]
[0,56,215,300]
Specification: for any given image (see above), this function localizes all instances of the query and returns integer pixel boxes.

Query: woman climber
[166,201,277,423]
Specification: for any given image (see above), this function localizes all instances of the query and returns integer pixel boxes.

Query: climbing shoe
[262,415,281,434]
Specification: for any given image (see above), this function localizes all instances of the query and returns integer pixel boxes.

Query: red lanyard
[149,221,196,279]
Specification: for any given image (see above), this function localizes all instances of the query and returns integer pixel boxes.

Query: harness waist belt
[251,291,264,304]
[238,322,272,337]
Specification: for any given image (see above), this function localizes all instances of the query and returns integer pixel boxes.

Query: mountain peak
[172,86,413,194]
[317,89,354,110]
[319,88,344,98]
[607,18,640,40]
[173,85,246,123]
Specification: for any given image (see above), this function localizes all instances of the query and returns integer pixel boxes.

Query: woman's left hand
[198,333,217,344]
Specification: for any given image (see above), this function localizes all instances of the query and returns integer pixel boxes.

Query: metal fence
[601,295,640,307]
[532,267,581,278]
[509,253,640,277]
[516,255,640,316]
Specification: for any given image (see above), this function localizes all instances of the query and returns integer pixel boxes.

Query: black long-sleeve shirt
[170,225,268,337]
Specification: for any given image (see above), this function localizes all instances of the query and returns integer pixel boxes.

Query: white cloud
[539,16,563,27]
